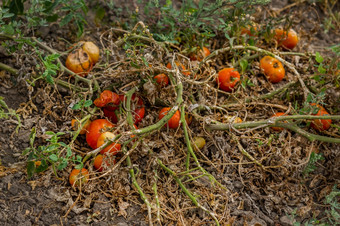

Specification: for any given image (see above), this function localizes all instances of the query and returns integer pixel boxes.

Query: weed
[0,96,21,133]
[302,152,324,177]
[23,128,83,179]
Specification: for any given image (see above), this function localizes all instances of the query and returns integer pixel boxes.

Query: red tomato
[120,94,145,124]
[86,119,115,149]
[96,132,121,155]
[216,68,241,92]
[69,168,89,187]
[103,107,119,123]
[94,90,120,108]
[159,107,181,129]
[154,74,169,87]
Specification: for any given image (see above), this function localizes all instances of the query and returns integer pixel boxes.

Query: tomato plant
[86,119,115,149]
[159,107,181,129]
[189,46,211,61]
[166,62,191,76]
[69,168,89,187]
[260,56,285,83]
[274,28,299,50]
[216,68,241,92]
[66,48,93,76]
[119,94,145,124]
[93,154,116,172]
[96,131,121,155]
[154,73,169,87]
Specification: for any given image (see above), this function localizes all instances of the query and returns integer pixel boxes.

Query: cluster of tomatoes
[217,27,299,93]
[67,26,332,187]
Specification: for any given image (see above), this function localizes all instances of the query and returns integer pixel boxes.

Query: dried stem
[207,115,340,143]
[157,159,220,226]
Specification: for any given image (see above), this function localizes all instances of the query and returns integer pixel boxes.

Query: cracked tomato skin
[159,107,181,129]
[82,41,100,64]
[216,68,241,92]
[86,119,115,149]
[310,104,332,131]
[274,28,299,50]
[69,168,89,187]
[260,56,285,83]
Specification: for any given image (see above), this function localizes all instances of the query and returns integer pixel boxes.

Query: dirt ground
[0,0,339,225]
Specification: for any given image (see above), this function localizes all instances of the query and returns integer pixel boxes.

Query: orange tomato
[271,112,286,131]
[154,73,169,87]
[260,56,285,83]
[166,62,191,76]
[86,119,115,149]
[189,46,211,61]
[310,104,332,131]
[216,68,241,92]
[71,119,91,135]
[93,154,116,172]
[274,28,299,50]
[96,132,121,155]
[69,168,89,187]
[159,107,181,129]
[66,48,93,76]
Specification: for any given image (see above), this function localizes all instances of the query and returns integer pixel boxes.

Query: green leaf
[60,14,73,27]
[57,159,68,170]
[84,100,93,107]
[315,52,324,63]
[27,161,35,179]
[49,154,58,162]
[240,59,248,74]
[29,127,36,147]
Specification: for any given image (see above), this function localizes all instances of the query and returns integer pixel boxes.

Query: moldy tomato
[216,68,241,92]
[66,48,93,76]
[159,107,181,129]
[274,28,299,50]
[310,104,332,131]
[260,56,285,83]
[86,119,115,149]
[154,74,169,87]
[69,168,89,187]
[96,131,121,155]
[93,154,116,172]
[166,62,191,76]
